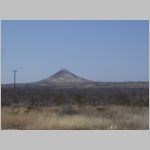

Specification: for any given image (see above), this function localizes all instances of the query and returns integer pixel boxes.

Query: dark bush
[1,86,149,107]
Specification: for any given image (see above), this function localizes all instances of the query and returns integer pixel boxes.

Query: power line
[13,70,18,90]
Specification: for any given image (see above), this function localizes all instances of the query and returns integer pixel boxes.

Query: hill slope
[1,69,149,88]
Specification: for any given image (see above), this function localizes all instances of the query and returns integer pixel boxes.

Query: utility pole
[13,70,17,90]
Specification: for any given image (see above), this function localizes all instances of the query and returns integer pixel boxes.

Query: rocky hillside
[1,69,149,88]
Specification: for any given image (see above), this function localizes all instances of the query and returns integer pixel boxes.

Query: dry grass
[1,105,149,130]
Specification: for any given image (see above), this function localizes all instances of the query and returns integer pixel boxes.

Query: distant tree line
[1,86,149,107]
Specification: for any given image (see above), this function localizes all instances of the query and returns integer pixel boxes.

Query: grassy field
[1,105,149,130]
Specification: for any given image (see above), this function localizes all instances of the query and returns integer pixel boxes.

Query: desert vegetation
[1,86,149,106]
[1,105,148,130]
[1,86,149,130]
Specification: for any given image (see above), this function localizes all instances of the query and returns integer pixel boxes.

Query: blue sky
[1,20,149,83]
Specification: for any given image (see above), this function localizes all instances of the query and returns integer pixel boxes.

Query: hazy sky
[1,20,149,83]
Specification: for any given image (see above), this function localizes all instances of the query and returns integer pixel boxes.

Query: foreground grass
[1,105,149,130]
